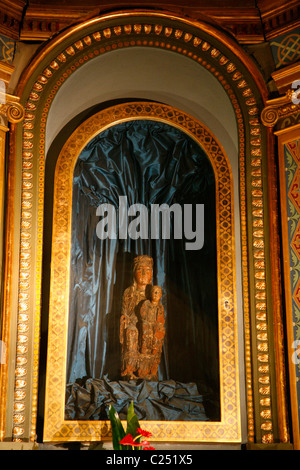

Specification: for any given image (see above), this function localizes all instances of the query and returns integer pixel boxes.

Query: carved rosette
[12,12,279,443]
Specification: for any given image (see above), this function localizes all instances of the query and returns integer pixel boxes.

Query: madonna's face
[134,264,152,287]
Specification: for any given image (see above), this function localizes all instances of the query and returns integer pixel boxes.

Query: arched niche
[45,102,239,443]
[43,45,244,426]
[2,10,286,447]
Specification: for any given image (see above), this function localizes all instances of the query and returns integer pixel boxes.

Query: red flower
[143,446,155,450]
[137,427,152,438]
[119,434,134,445]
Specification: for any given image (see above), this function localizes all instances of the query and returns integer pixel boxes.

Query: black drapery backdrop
[65,120,220,421]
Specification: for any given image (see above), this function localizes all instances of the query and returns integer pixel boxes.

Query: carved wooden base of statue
[120,256,165,380]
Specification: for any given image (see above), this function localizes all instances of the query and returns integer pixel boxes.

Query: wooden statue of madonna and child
[120,255,165,380]
[65,254,212,422]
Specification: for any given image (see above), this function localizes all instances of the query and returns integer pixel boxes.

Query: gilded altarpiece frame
[44,102,240,443]
[0,11,289,445]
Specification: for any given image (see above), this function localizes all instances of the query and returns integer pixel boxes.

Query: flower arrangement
[109,401,155,450]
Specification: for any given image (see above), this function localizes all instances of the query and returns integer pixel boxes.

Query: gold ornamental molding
[7,1,300,43]
[0,0,25,40]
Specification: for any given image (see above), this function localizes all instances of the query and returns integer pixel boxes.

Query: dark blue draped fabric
[66,120,219,420]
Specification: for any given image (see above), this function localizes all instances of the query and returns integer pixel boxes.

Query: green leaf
[126,401,136,425]
[126,401,141,450]
[109,404,128,450]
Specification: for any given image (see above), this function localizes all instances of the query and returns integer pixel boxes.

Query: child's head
[150,285,162,303]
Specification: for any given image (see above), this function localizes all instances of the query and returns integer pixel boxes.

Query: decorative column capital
[0,92,24,125]
[261,62,300,130]
[261,89,300,128]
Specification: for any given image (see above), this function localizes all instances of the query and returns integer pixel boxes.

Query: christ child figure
[138,285,165,380]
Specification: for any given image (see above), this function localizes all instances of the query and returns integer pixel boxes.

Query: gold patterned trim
[43,102,240,443]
